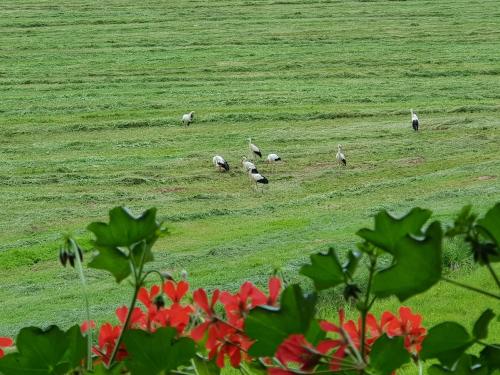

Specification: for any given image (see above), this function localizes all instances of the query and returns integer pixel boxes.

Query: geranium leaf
[88,207,161,248]
[91,363,125,374]
[369,335,410,374]
[480,344,500,371]
[472,309,495,340]
[372,221,442,301]
[344,250,361,277]
[300,248,345,290]
[88,246,131,283]
[357,207,432,254]
[192,355,220,375]
[428,354,488,374]
[305,319,326,346]
[131,240,154,266]
[123,327,195,375]
[421,322,474,367]
[476,203,500,247]
[0,326,70,375]
[241,361,268,375]
[245,284,316,357]
[63,325,87,368]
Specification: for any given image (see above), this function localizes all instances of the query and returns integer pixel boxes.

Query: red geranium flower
[191,288,221,341]
[220,282,267,327]
[93,323,126,365]
[275,334,321,371]
[206,323,253,368]
[116,306,146,329]
[0,337,13,358]
[266,277,282,306]
[80,320,96,335]
[137,284,161,309]
[154,303,194,334]
[163,280,189,304]
[318,309,381,370]
[384,307,426,354]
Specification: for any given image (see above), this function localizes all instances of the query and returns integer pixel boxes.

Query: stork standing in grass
[247,138,262,160]
[411,109,419,131]
[241,157,256,172]
[213,155,230,172]
[182,111,195,126]
[249,168,268,191]
[336,144,347,167]
[266,153,281,172]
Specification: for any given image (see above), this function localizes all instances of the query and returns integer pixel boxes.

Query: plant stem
[360,256,377,365]
[71,239,93,372]
[477,341,500,349]
[485,262,500,289]
[441,277,500,300]
[107,242,149,367]
[141,270,166,285]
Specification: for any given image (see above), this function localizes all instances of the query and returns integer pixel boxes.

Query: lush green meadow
[0,0,499,357]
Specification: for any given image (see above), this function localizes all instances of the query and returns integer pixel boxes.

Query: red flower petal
[0,337,13,347]
[268,277,282,305]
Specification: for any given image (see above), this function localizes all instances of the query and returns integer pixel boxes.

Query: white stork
[336,144,347,167]
[266,153,281,163]
[182,111,195,126]
[247,138,262,159]
[266,153,281,172]
[241,156,256,172]
[249,168,268,190]
[212,155,229,172]
[411,109,419,131]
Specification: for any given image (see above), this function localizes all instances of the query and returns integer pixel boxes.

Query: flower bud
[343,283,361,302]
[160,271,173,280]
[154,295,165,309]
[181,269,188,280]
[68,253,75,268]
[59,248,68,267]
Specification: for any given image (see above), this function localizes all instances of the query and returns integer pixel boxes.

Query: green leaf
[428,354,488,374]
[300,248,345,290]
[357,207,432,254]
[88,207,161,248]
[123,327,196,375]
[369,335,410,374]
[372,221,442,301]
[305,319,327,346]
[245,284,316,357]
[192,355,220,375]
[131,240,154,266]
[241,361,268,375]
[476,203,500,247]
[480,344,500,371]
[0,326,69,375]
[446,205,476,238]
[473,309,495,340]
[344,250,361,277]
[421,322,474,367]
[63,325,87,368]
[88,246,131,282]
[91,363,125,374]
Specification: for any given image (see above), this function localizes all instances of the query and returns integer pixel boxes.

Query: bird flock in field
[181,109,420,191]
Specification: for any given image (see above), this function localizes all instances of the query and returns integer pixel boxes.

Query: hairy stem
[71,239,93,372]
[485,262,500,289]
[360,256,377,366]
[441,277,500,300]
[107,243,149,367]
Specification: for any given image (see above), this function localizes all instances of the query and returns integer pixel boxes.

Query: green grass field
[0,0,499,356]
